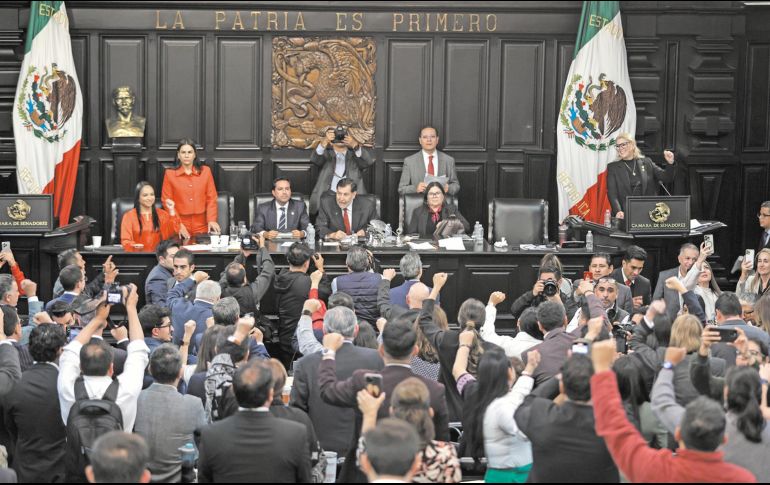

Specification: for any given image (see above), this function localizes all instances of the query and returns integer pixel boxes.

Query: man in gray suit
[398,126,460,196]
[310,127,374,215]
[653,243,700,320]
[134,344,206,482]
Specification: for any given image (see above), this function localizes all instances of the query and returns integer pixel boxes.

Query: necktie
[343,208,352,235]
[764,232,769,247]
[279,207,287,231]
[428,154,435,176]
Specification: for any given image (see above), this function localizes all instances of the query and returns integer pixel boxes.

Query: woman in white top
[694,260,722,322]
[738,248,770,299]
[480,294,543,360]
[453,332,541,483]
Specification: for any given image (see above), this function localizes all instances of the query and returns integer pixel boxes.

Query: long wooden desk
[78,240,619,330]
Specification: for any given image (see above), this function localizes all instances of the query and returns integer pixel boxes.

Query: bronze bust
[106,86,145,138]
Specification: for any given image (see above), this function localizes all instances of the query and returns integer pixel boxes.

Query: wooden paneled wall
[0,1,768,271]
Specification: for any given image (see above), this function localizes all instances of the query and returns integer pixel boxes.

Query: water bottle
[558,223,568,247]
[305,223,315,248]
[179,442,197,483]
[385,223,392,238]
[604,209,611,228]
[238,221,248,243]
[586,230,594,252]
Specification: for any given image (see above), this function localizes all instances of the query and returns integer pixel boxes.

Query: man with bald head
[377,269,429,322]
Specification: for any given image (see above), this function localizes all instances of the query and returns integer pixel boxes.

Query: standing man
[398,126,460,196]
[611,245,652,309]
[652,243,702,320]
[310,127,374,215]
[316,179,377,241]
[251,177,309,239]
[757,201,770,252]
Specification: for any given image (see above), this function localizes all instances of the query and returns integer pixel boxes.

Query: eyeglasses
[616,142,630,149]
[427,191,443,197]
[420,135,437,140]
[156,323,172,329]
[757,213,770,219]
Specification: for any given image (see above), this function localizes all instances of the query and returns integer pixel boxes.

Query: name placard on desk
[0,195,53,233]
[626,196,690,236]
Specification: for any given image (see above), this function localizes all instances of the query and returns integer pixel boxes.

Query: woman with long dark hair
[454,338,539,482]
[120,181,180,252]
[406,181,470,238]
[694,260,722,322]
[161,138,219,238]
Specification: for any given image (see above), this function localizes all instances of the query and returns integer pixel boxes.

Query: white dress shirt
[480,304,542,359]
[58,339,150,431]
[422,150,438,175]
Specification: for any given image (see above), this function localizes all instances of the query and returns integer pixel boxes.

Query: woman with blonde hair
[606,133,677,220]
[738,248,770,298]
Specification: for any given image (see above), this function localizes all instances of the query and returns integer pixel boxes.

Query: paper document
[424,174,448,186]
[408,242,436,250]
[276,232,295,239]
[182,244,211,251]
[438,237,465,251]
[520,244,550,250]
[280,242,296,248]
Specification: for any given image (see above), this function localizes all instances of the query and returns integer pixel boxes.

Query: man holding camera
[398,126,460,195]
[219,233,275,317]
[510,265,578,321]
[310,127,374,215]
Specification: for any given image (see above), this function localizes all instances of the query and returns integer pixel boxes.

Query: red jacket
[592,371,757,483]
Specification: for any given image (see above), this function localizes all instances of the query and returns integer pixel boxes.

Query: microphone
[658,180,672,196]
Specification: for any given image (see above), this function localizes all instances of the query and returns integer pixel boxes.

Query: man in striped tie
[398,126,460,196]
[251,177,309,239]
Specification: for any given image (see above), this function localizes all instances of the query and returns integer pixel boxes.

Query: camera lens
[543,279,558,297]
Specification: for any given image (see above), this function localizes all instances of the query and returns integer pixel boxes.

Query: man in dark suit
[165,249,197,303]
[0,306,32,373]
[711,292,770,367]
[319,316,450,483]
[197,359,311,483]
[652,243,700,320]
[611,245,652,309]
[290,306,383,457]
[167,272,218,350]
[515,355,619,483]
[4,324,67,483]
[309,127,374,215]
[144,240,179,307]
[316,178,377,240]
[0,329,21,398]
[398,126,460,195]
[573,253,633,315]
[521,300,574,387]
[251,177,309,239]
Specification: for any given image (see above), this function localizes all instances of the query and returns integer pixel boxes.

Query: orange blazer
[161,165,218,222]
[120,208,181,252]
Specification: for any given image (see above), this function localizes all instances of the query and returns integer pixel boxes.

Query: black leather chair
[319,192,381,220]
[110,198,163,244]
[400,193,458,230]
[488,198,548,246]
[248,193,309,228]
[216,191,235,234]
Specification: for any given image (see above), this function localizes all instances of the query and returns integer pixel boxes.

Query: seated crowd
[1,224,770,483]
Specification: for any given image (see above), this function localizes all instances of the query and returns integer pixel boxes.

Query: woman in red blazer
[161,138,219,238]
[121,181,181,252]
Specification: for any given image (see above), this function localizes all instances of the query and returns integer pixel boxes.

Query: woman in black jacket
[606,133,677,220]
[407,181,470,238]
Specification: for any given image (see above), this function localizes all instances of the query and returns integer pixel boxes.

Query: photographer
[309,126,374,215]
[219,233,275,317]
[510,265,578,321]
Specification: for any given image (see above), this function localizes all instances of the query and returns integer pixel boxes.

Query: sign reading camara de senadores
[0,195,53,233]
[625,196,690,236]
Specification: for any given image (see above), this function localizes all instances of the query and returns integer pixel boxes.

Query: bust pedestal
[110,137,143,199]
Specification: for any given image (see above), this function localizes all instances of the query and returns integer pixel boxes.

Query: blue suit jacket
[250,198,309,234]
[167,278,213,353]
[388,280,436,310]
[145,264,173,307]
[44,293,77,312]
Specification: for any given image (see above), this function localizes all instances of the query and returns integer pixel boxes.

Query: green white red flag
[556,1,635,223]
[13,1,82,227]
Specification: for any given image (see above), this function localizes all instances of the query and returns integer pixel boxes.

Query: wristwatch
[321,348,336,358]
[662,361,674,370]
[302,309,313,316]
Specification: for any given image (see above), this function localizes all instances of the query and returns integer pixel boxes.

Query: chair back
[488,198,548,246]
[401,193,458,230]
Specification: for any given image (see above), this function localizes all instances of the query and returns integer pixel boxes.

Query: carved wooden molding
[271,36,376,149]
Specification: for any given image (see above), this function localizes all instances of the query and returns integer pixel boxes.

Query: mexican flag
[13,1,82,227]
[556,1,635,224]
